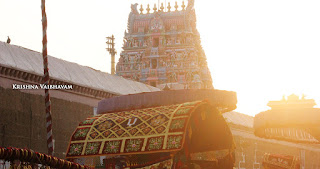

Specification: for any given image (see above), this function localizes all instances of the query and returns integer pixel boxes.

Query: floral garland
[0,147,91,169]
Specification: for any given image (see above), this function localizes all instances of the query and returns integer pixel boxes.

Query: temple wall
[0,86,93,159]
[0,76,103,107]
[230,125,320,168]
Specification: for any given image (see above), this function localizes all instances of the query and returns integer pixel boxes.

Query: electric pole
[106,35,117,75]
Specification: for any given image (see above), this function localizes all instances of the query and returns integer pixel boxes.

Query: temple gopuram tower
[116,0,213,89]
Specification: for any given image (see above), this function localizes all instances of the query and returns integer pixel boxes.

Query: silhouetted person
[6,36,11,44]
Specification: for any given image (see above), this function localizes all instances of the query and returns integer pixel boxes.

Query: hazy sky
[1,0,320,116]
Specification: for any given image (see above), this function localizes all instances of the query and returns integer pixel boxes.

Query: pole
[107,35,116,75]
[300,149,305,169]
[111,35,115,75]
[41,0,54,155]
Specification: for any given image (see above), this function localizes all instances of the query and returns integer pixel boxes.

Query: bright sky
[1,0,320,116]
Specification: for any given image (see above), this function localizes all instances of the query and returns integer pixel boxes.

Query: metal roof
[223,111,254,128]
[0,41,160,95]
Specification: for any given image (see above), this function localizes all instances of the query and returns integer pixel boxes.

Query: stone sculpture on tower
[116,0,213,90]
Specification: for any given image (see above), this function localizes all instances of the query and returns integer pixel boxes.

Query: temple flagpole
[41,0,54,155]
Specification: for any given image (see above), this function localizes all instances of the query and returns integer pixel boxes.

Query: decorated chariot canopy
[262,153,300,169]
[66,89,237,168]
[254,94,320,144]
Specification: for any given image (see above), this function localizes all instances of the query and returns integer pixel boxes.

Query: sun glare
[195,0,320,115]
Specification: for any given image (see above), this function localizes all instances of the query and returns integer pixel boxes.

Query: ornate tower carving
[116,0,213,90]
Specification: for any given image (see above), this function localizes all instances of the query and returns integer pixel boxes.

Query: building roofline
[0,65,118,99]
[0,41,160,96]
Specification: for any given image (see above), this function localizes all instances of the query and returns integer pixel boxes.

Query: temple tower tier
[116,1,213,90]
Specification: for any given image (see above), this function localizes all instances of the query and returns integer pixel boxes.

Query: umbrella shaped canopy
[254,95,320,144]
